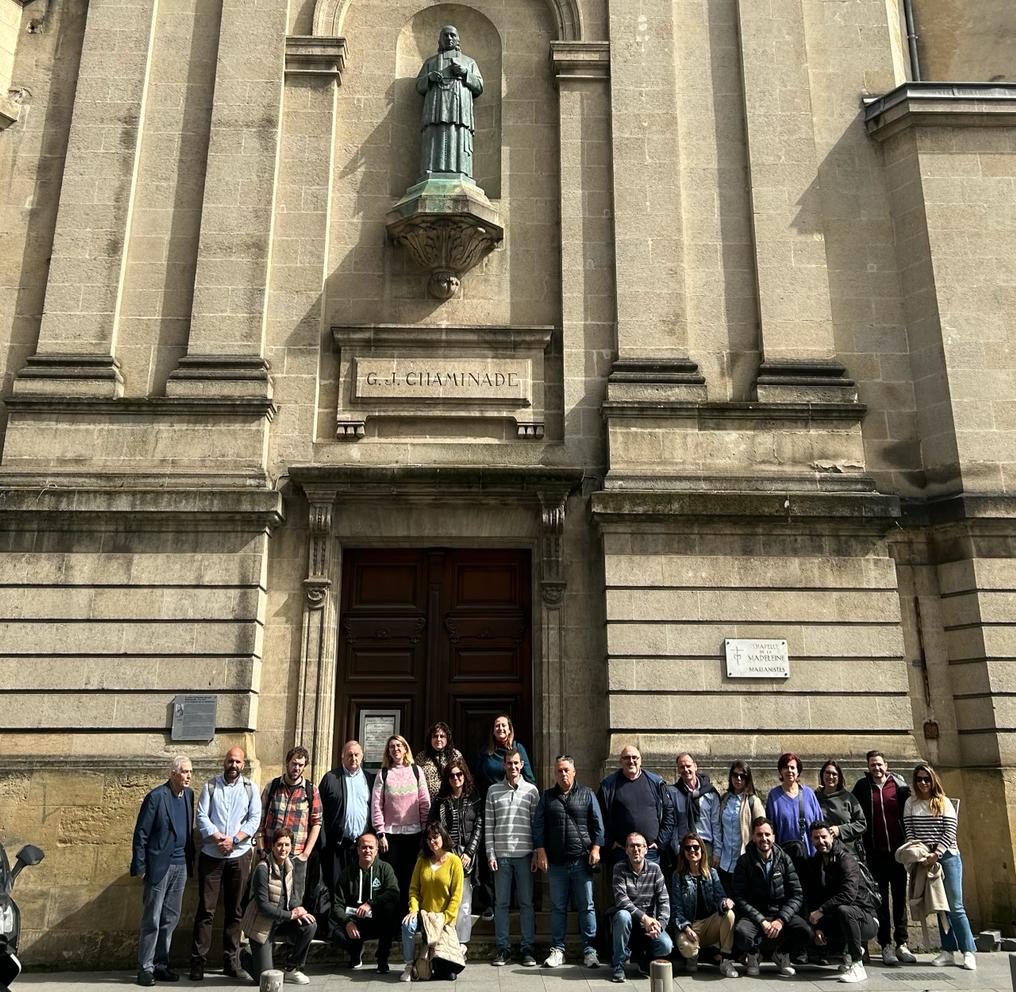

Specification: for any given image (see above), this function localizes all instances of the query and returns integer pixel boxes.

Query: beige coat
[412,909,466,980]
[895,839,950,946]
[241,857,292,945]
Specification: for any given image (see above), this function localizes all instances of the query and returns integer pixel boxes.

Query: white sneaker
[961,952,976,971]
[745,953,760,977]
[931,950,952,967]
[881,945,899,967]
[583,950,601,969]
[838,962,868,984]
[400,964,414,982]
[543,948,565,968]
[284,972,310,986]
[773,952,795,977]
[720,959,739,979]
[896,944,917,964]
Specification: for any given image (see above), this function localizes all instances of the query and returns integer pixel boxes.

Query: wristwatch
[232,835,241,846]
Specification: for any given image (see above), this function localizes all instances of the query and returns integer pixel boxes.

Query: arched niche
[313,0,581,41]
[392,6,502,197]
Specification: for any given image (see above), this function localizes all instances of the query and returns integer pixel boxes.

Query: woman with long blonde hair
[903,763,975,970]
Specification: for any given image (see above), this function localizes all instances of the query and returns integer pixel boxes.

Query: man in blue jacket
[131,755,195,987]
[533,754,605,968]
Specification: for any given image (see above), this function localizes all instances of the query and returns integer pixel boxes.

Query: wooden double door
[335,548,533,771]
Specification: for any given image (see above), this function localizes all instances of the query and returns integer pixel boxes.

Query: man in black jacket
[318,741,377,896]
[802,822,878,984]
[732,817,810,977]
[533,755,606,968]
[597,745,675,865]
[850,750,915,966]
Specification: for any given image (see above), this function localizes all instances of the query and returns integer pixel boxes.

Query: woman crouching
[670,832,737,978]
[240,827,317,985]
[400,824,465,982]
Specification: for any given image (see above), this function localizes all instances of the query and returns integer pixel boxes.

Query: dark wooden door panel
[335,548,532,769]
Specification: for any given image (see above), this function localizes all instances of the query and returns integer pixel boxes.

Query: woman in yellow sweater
[400,823,465,981]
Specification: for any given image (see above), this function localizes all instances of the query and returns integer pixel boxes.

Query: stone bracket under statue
[332,322,550,440]
[386,175,503,299]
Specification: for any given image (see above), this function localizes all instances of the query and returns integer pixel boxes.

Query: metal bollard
[1009,952,1016,992]
[260,968,284,992]
[649,959,673,992]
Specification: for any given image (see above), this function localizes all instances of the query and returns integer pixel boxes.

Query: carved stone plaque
[354,358,530,403]
[332,323,553,440]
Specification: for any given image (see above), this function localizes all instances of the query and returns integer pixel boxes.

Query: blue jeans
[938,851,976,954]
[138,863,188,972]
[402,912,422,963]
[493,855,535,952]
[547,860,596,954]
[611,909,673,970]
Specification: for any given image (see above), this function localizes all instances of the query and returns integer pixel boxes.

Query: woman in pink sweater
[372,734,432,935]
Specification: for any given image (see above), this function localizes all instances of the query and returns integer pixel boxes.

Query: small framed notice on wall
[359,709,401,767]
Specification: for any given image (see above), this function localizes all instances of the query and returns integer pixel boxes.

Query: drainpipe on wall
[902,0,922,81]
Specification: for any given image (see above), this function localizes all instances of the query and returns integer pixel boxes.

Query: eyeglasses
[683,844,701,853]
[622,756,640,762]
[915,776,932,784]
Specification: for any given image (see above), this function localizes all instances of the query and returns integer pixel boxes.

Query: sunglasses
[915,776,932,784]
[683,844,701,853]
[731,772,747,780]
[449,772,464,779]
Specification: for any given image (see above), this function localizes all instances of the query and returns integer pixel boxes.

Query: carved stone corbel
[304,499,333,608]
[539,491,568,607]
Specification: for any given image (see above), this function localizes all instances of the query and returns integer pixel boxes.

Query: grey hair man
[130,755,195,987]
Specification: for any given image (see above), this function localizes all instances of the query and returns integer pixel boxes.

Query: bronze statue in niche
[416,25,483,182]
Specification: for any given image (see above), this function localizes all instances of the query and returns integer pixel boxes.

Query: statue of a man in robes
[415,25,484,183]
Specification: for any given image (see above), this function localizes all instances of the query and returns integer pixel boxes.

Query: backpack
[381,764,422,789]
[207,777,254,805]
[266,775,315,810]
[856,857,882,911]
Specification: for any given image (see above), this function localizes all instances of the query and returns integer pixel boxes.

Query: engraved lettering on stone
[724,639,790,678]
[354,358,530,403]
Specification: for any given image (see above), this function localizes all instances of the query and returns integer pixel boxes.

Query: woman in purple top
[764,752,822,861]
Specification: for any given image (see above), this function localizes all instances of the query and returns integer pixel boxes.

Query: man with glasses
[610,833,672,982]
[597,746,674,866]
[533,755,605,969]
[850,751,915,966]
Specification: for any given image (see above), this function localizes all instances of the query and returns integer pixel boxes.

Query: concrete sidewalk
[13,953,1015,992]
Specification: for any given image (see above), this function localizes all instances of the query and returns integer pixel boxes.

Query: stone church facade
[0,0,1015,963]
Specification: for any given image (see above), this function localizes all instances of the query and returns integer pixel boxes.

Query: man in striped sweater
[485,749,540,967]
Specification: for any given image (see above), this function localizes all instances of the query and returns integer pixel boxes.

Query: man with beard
[190,747,261,981]
[668,753,721,865]
[802,822,879,984]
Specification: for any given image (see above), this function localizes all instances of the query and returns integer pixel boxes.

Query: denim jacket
[669,867,727,930]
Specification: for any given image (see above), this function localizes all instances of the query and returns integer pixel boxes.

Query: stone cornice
[3,395,277,420]
[551,41,610,83]
[864,81,1016,140]
[602,399,866,424]
[285,35,348,78]
[592,489,901,524]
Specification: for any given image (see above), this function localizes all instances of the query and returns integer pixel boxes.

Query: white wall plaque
[724,639,790,678]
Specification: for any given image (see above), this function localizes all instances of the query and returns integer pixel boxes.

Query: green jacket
[329,856,400,931]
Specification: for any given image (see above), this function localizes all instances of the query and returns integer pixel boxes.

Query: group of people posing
[130,719,976,988]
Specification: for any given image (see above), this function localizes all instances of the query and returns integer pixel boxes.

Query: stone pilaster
[605,0,704,400]
[13,0,160,398]
[166,0,289,399]
[736,0,856,404]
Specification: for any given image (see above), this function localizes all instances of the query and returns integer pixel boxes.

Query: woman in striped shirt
[903,763,976,971]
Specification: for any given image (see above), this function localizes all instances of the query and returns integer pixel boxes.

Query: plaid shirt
[260,778,323,856]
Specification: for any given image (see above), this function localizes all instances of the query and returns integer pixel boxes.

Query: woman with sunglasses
[429,762,484,944]
[816,759,867,859]
[903,763,976,970]
[670,832,738,978]
[715,762,765,894]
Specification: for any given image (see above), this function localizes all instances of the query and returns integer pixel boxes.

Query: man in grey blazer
[131,755,195,987]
